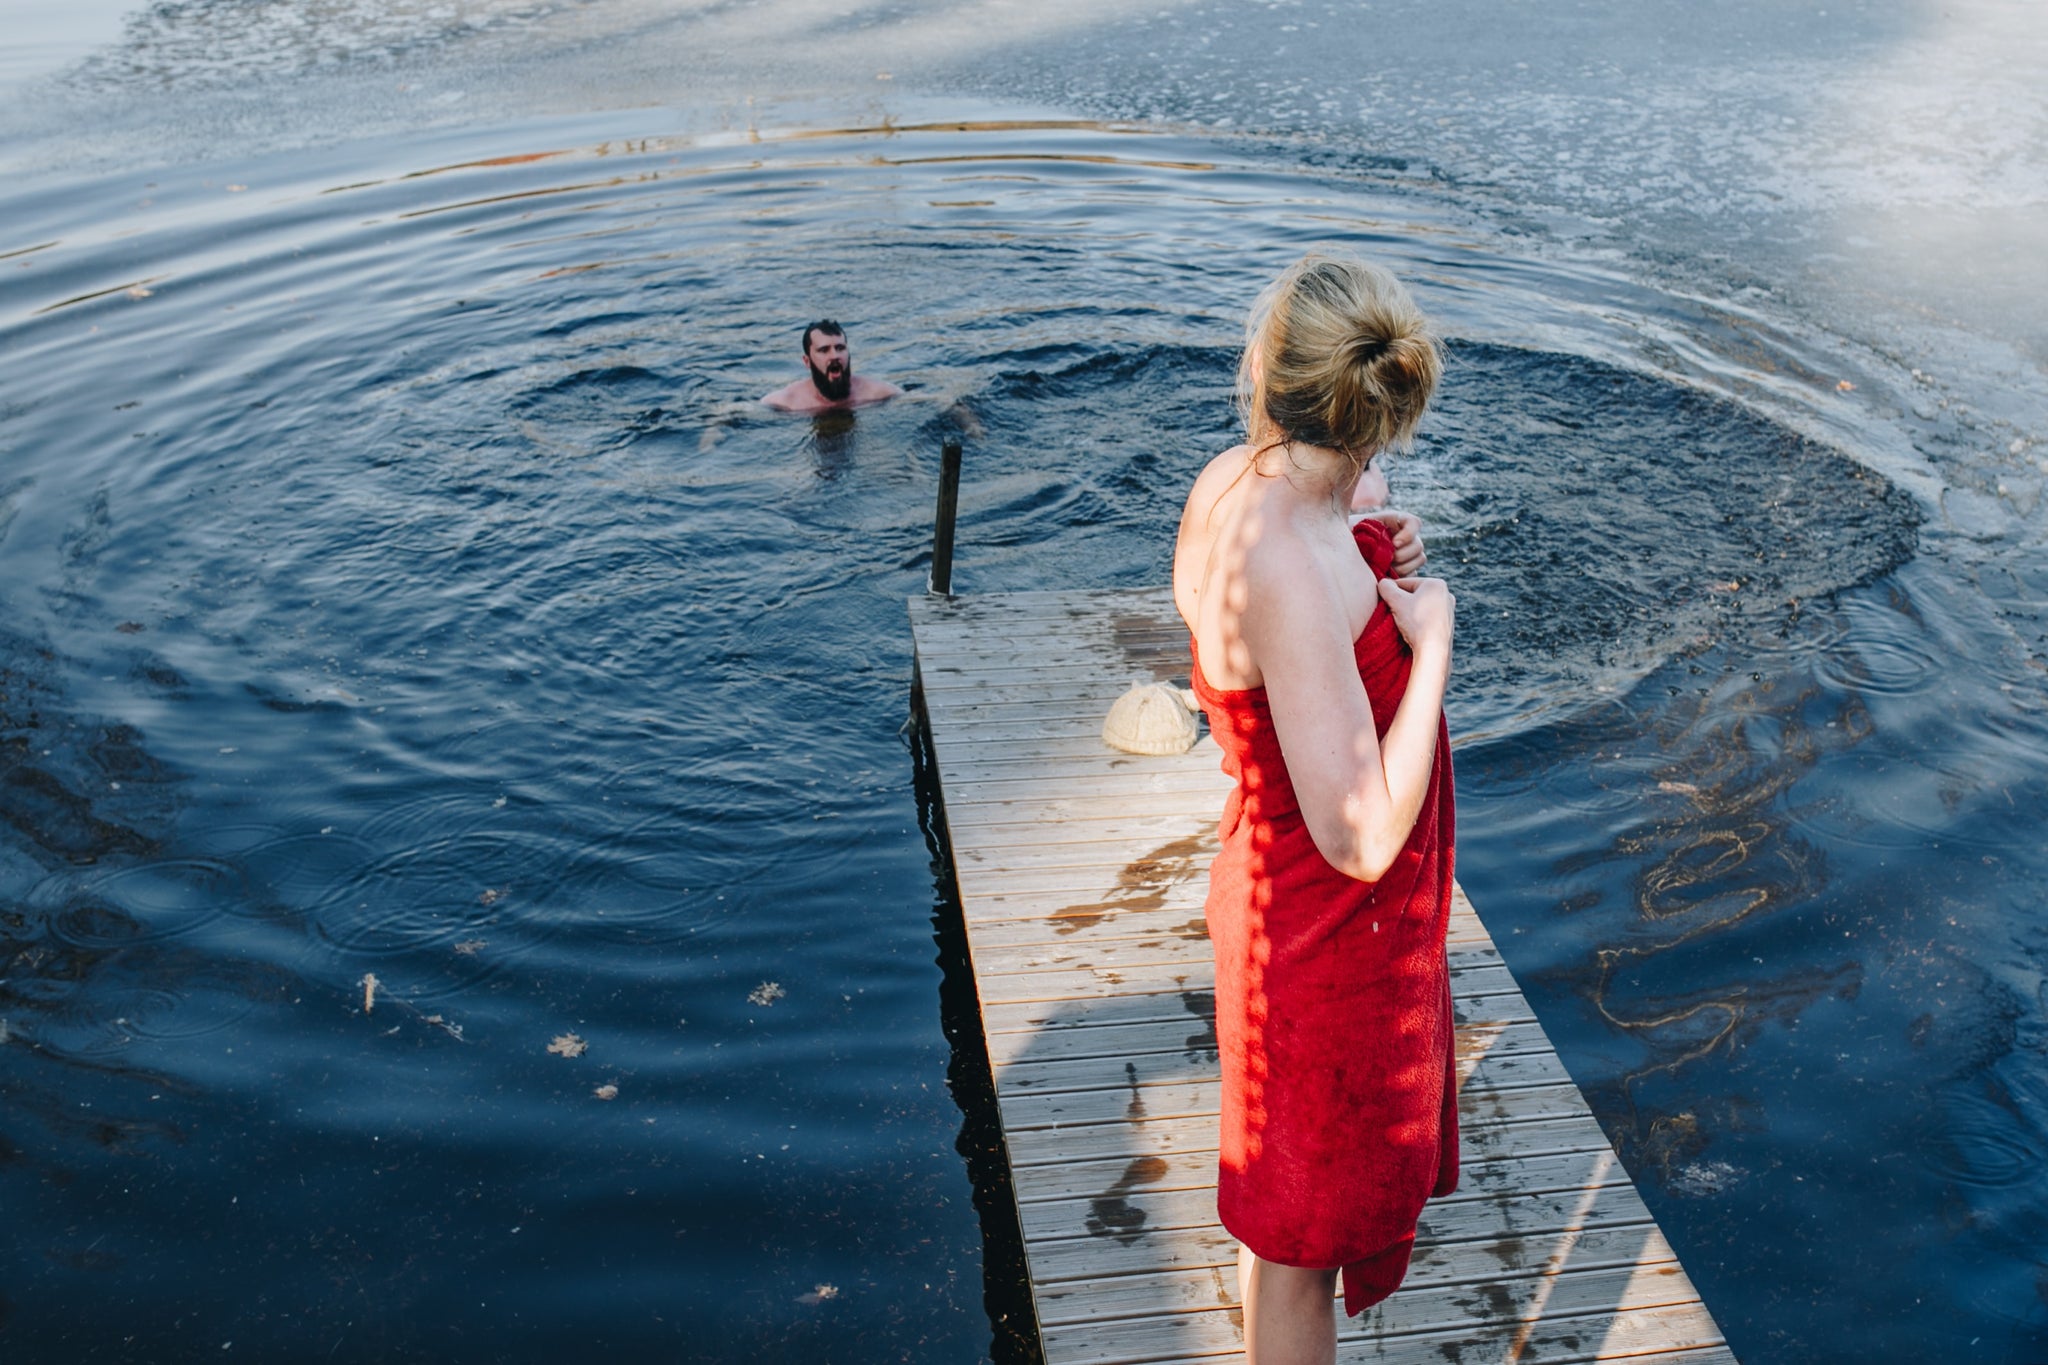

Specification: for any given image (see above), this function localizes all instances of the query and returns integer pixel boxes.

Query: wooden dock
[909,586,1735,1365]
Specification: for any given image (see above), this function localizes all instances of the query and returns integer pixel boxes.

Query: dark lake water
[3,110,2046,1363]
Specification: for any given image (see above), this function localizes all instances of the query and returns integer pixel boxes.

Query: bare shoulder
[760,381,809,411]
[853,375,903,401]
[1177,444,1254,551]
[1185,445,1251,518]
[1172,445,1254,627]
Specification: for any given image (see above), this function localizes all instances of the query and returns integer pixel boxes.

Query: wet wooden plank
[983,1016,1555,1072]
[956,884,1493,942]
[1013,1142,1634,1212]
[1017,1154,1659,1250]
[999,1075,1592,1136]
[908,588,1734,1364]
[980,981,1540,1040]
[1032,1222,1686,1321]
[970,954,1518,1008]
[1019,1181,1667,1285]
[1049,1297,1728,1365]
[1005,1110,1615,1171]
[973,939,1506,984]
[997,1032,1570,1102]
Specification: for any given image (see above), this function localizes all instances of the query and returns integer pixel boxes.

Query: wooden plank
[983,1015,1556,1072]
[981,984,1541,1038]
[915,627,1193,656]
[1000,1075,1589,1136]
[929,747,1208,776]
[1365,1296,1731,1364]
[917,652,1195,681]
[907,589,1733,1364]
[996,1038,1569,1103]
[948,811,1229,854]
[973,937,1503,982]
[940,789,1229,829]
[938,766,1227,796]
[951,855,1218,897]
[928,720,1208,749]
[1045,1295,1726,1365]
[966,908,1497,954]
[950,888,1482,929]
[965,898,1217,946]
[931,732,1215,763]
[919,616,1189,644]
[923,697,1186,726]
[919,642,1179,663]
[1034,1221,1686,1320]
[1043,1260,1711,1360]
[917,640,1193,668]
[971,952,1512,1008]
[961,901,1492,948]
[957,882,1490,930]
[1006,1111,1614,1170]
[1019,1158,1656,1252]
[1020,1180,1666,1283]
[1011,1142,1631,1211]
[911,612,1189,642]
[931,741,1218,774]
[909,586,1181,622]
[950,842,1502,901]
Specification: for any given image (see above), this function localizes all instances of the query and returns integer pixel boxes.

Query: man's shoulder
[853,375,903,400]
[761,381,815,411]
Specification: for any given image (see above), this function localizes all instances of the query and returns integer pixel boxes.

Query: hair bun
[1344,333,1391,367]
[1240,251,1441,467]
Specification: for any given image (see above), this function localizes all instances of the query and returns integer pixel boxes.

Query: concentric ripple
[0,114,2017,1364]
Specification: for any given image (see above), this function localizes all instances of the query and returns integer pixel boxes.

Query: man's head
[802,319,851,402]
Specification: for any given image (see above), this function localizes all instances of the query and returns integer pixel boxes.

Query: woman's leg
[1238,1243,1339,1365]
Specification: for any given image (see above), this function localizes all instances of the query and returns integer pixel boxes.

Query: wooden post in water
[929,439,963,597]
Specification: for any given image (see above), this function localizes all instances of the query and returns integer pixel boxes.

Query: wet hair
[802,319,846,354]
[1238,251,1441,481]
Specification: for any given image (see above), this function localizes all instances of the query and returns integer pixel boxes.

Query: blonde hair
[1238,250,1441,482]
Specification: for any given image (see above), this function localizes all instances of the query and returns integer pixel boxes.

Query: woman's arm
[1245,553,1453,882]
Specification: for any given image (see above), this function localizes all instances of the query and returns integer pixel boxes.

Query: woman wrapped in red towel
[1173,250,1456,1365]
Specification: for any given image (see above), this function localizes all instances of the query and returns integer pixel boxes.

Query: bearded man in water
[761,320,903,412]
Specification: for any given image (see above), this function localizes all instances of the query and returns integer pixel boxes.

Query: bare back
[1173,441,1454,884]
[1173,445,1377,692]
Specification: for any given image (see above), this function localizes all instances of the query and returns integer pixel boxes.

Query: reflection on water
[1459,552,2048,1360]
[0,117,2045,1360]
[69,0,558,91]
[1560,664,1873,1110]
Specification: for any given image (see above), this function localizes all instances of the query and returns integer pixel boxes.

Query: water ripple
[0,113,2005,1363]
[39,857,242,946]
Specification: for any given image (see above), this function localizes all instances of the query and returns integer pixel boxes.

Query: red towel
[1189,516,1458,1317]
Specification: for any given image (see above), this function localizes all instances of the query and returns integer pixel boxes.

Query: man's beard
[809,360,851,402]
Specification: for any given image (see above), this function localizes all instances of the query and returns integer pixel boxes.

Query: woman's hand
[1360,509,1427,577]
[1377,575,1455,657]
